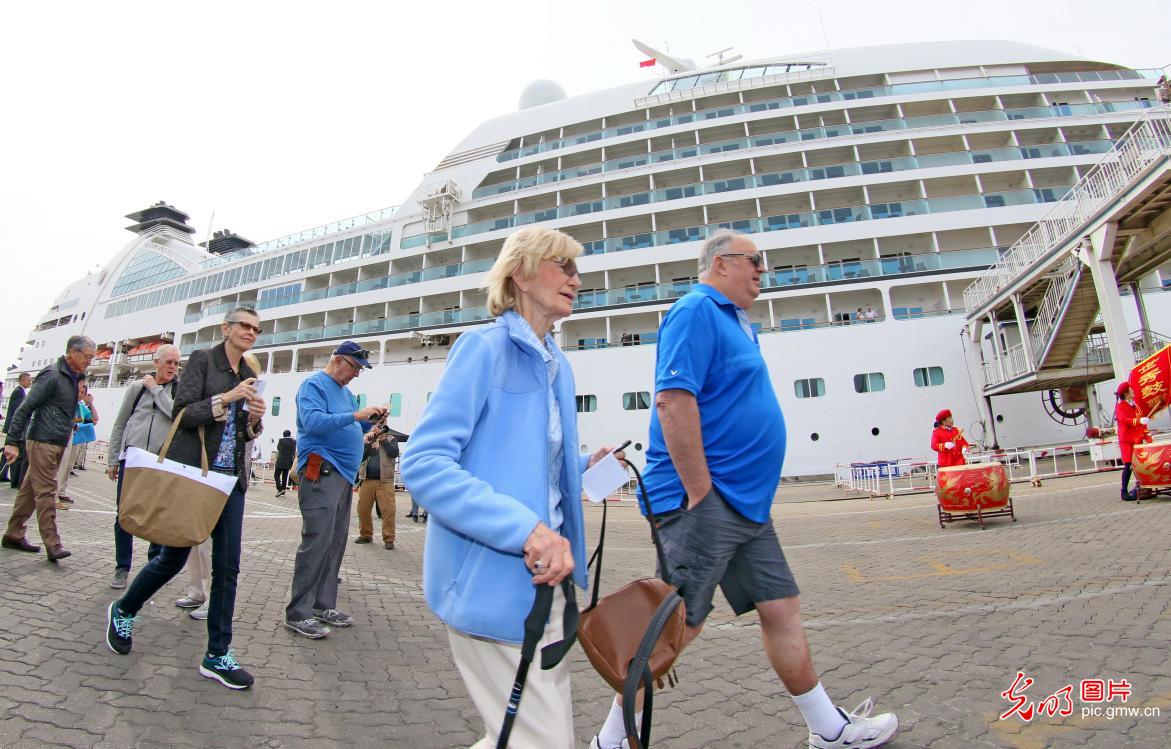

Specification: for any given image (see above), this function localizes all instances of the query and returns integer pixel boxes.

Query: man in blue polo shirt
[590,232,898,749]
[284,341,386,639]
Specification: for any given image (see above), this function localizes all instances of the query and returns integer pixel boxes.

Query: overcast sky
[2,0,1167,373]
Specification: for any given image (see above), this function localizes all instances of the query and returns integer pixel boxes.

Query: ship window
[853,372,886,393]
[111,249,186,297]
[355,394,368,409]
[576,394,598,413]
[913,366,945,387]
[271,397,280,416]
[622,391,651,410]
[389,393,403,417]
[794,378,825,398]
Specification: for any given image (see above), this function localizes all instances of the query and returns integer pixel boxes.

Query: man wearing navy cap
[284,341,387,639]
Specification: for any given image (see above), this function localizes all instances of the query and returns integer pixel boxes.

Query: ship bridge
[962,107,1171,422]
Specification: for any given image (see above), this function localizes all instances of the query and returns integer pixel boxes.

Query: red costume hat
[1116,382,1131,397]
[935,409,952,423]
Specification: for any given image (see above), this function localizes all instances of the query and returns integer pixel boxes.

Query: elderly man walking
[284,341,386,639]
[590,232,898,749]
[2,336,96,562]
[105,344,181,588]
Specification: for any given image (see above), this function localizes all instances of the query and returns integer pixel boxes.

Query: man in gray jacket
[2,335,95,562]
[105,344,180,588]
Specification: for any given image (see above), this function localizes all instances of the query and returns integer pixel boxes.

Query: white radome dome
[518,79,567,110]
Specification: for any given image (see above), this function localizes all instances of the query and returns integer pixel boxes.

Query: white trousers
[56,444,83,498]
[447,586,574,749]
[184,538,212,600]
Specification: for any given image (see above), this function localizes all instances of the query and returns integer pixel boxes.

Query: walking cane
[496,579,579,749]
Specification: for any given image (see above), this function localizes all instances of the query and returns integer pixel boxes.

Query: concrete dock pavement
[0,469,1168,748]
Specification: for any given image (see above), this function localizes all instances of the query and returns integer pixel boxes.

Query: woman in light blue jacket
[402,226,618,749]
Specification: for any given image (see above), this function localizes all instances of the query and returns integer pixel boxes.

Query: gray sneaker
[313,609,353,628]
[110,568,129,589]
[285,618,330,639]
[189,604,209,620]
[175,595,205,609]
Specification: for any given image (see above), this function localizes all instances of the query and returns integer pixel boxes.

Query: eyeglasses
[339,356,363,373]
[719,252,766,269]
[229,320,263,335]
[546,256,580,278]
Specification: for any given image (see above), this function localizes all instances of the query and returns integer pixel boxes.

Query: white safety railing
[834,435,1156,498]
[964,106,1171,313]
[1027,255,1082,361]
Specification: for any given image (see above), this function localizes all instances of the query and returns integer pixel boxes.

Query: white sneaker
[588,737,630,749]
[808,698,898,749]
[189,604,209,620]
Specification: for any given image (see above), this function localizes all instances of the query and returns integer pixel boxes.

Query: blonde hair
[484,227,583,316]
[243,352,262,379]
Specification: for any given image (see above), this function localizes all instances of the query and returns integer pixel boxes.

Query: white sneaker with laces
[588,737,629,749]
[808,698,898,749]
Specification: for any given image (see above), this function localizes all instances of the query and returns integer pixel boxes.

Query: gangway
[961,107,1171,440]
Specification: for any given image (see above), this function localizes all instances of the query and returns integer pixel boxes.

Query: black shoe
[354,536,372,544]
[46,545,72,562]
[199,652,254,690]
[106,601,134,655]
[1,535,41,553]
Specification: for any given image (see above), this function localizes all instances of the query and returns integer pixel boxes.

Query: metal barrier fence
[834,437,1141,498]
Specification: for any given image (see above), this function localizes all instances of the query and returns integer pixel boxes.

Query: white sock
[598,696,641,748]
[792,683,847,739]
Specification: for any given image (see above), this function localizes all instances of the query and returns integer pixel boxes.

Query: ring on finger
[534,560,545,569]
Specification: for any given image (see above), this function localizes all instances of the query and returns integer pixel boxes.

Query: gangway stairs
[963,106,1171,403]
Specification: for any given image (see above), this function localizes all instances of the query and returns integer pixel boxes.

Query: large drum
[936,461,1016,529]
[1132,440,1171,489]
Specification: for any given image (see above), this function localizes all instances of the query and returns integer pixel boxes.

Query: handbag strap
[623,589,684,749]
[155,407,210,477]
[496,579,578,749]
[585,459,673,611]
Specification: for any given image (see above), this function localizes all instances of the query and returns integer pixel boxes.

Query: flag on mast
[639,58,656,68]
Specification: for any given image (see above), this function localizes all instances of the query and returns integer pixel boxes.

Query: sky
[1,0,1168,373]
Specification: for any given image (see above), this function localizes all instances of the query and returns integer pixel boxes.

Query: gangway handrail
[963,106,1171,315]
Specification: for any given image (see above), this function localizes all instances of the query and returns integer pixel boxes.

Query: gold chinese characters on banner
[1129,344,1171,417]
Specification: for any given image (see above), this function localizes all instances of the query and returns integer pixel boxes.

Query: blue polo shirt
[641,284,787,523]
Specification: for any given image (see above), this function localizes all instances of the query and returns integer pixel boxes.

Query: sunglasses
[720,252,766,268]
[229,320,263,335]
[546,256,580,278]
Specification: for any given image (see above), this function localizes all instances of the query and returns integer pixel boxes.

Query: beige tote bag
[118,407,238,547]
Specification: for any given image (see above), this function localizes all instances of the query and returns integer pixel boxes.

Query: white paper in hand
[242,379,267,412]
[582,452,629,504]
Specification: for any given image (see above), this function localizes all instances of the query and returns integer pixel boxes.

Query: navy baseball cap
[334,341,373,369]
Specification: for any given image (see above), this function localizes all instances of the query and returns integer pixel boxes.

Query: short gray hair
[154,344,180,362]
[66,335,96,354]
[698,230,742,276]
[223,306,258,324]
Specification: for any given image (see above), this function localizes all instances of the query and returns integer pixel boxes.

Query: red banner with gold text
[1129,344,1171,417]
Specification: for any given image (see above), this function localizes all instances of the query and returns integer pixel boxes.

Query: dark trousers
[285,466,352,621]
[5,452,27,489]
[113,461,162,571]
[274,465,291,492]
[118,481,246,657]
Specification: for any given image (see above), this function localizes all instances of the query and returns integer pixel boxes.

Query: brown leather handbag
[578,462,685,749]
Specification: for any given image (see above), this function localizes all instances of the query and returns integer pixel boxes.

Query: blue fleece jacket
[294,371,363,484]
[401,312,589,644]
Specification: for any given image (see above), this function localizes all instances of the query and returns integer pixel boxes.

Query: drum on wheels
[1131,440,1171,501]
[936,461,1016,529]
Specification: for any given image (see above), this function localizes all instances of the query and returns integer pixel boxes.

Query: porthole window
[622,391,652,410]
[794,378,825,398]
[996,414,1004,423]
[871,427,880,436]
[853,372,886,393]
[810,433,820,441]
[913,366,945,387]
[634,442,643,451]
[576,394,598,413]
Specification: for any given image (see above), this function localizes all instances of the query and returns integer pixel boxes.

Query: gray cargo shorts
[656,486,800,628]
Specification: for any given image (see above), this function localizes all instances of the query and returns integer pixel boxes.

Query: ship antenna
[817,8,831,51]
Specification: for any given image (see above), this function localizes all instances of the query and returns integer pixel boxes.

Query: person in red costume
[931,409,970,468]
[1114,382,1152,501]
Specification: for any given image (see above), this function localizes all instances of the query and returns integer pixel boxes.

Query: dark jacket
[5,358,81,447]
[3,385,28,435]
[275,436,297,468]
[170,343,262,484]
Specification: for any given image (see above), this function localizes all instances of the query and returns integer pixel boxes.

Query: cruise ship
[7,40,1170,477]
